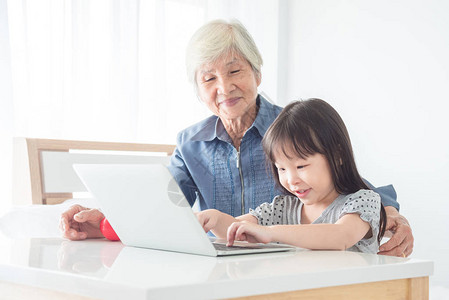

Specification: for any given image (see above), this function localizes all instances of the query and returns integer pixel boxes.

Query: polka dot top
[249,189,381,253]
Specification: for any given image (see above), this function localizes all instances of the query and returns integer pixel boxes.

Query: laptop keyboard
[212,242,285,251]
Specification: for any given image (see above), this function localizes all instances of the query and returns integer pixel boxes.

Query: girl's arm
[195,209,257,238]
[227,213,370,250]
[272,214,370,250]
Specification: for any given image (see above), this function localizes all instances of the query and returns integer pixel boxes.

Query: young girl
[196,98,386,253]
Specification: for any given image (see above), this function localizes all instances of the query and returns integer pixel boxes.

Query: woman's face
[195,52,261,121]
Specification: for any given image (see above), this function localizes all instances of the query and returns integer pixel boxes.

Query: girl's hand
[195,209,222,233]
[226,221,272,246]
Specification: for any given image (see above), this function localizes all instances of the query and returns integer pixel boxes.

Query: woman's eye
[297,165,305,169]
[230,69,240,74]
[204,77,215,82]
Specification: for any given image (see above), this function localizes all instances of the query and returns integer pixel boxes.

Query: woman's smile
[218,97,241,107]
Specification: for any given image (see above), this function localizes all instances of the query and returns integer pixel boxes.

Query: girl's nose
[287,172,301,186]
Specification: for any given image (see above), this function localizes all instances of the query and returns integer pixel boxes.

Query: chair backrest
[13,138,176,205]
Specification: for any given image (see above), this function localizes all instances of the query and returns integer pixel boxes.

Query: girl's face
[274,147,339,207]
[195,52,261,121]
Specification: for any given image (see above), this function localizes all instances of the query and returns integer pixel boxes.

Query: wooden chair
[13,138,176,205]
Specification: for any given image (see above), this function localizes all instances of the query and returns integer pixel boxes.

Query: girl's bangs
[269,124,321,162]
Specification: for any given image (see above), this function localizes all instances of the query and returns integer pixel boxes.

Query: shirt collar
[251,94,278,137]
[191,94,276,142]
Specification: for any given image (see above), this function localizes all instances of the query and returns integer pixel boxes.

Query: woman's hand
[378,206,414,257]
[226,221,272,246]
[59,205,105,240]
[195,209,223,233]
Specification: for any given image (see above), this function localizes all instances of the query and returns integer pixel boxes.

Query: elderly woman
[60,19,413,257]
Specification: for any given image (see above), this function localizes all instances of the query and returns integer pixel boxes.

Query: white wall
[0,0,13,215]
[283,0,449,288]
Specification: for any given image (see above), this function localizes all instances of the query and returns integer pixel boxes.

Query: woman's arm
[378,206,414,257]
[167,140,199,207]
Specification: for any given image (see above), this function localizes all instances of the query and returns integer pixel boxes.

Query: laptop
[73,162,295,256]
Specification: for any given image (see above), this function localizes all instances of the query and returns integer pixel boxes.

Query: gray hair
[186,19,263,86]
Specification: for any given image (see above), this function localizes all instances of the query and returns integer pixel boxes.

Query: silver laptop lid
[74,163,217,256]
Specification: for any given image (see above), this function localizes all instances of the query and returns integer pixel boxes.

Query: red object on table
[100,218,120,241]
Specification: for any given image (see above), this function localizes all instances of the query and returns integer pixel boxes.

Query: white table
[0,237,433,299]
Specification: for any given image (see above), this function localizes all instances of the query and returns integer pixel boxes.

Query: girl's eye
[277,167,285,172]
[204,77,215,82]
[297,165,305,169]
[230,69,240,74]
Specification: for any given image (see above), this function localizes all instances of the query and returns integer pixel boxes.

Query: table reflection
[3,237,410,287]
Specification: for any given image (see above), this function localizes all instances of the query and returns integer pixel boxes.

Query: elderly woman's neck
[222,104,259,150]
